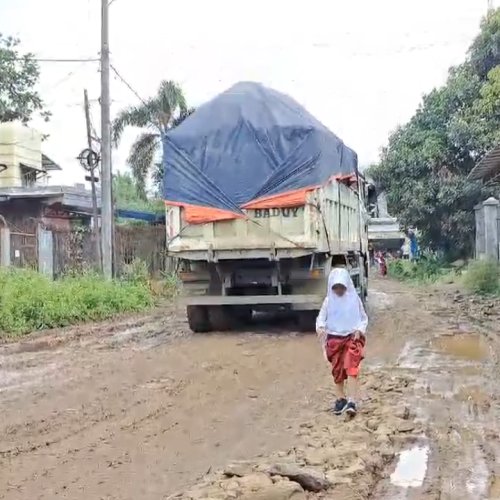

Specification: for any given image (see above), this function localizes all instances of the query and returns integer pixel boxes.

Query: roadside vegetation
[0,267,156,337]
[388,257,453,284]
[389,257,500,296]
[114,172,164,214]
[462,259,500,295]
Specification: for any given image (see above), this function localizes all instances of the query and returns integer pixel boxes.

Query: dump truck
[164,82,368,332]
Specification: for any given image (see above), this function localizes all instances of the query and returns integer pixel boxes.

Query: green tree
[449,66,500,157]
[469,9,500,78]
[113,172,163,214]
[112,80,194,198]
[368,9,500,259]
[0,34,50,123]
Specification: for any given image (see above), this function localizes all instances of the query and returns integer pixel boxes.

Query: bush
[121,258,150,285]
[162,271,181,298]
[388,256,450,283]
[462,259,500,295]
[0,268,154,337]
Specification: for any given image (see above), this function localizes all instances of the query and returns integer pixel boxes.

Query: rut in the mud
[0,279,499,500]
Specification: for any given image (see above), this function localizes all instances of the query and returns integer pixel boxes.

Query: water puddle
[390,444,430,488]
[431,333,488,361]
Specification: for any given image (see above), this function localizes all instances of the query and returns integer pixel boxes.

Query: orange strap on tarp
[242,187,314,209]
[165,174,358,224]
[165,200,245,224]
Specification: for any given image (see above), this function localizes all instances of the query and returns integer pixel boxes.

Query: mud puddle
[390,442,430,488]
[431,332,489,361]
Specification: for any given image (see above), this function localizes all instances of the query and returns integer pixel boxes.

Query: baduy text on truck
[163,82,369,332]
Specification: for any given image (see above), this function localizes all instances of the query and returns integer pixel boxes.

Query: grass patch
[388,256,452,284]
[121,259,180,298]
[0,268,155,337]
[462,259,500,295]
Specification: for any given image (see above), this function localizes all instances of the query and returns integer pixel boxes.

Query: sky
[0,0,495,186]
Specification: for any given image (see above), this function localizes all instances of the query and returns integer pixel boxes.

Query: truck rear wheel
[208,306,234,331]
[187,306,211,333]
[232,306,253,325]
[297,311,317,333]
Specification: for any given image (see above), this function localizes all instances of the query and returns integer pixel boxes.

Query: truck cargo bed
[166,179,364,260]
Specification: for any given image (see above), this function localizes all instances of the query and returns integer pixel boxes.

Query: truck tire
[297,311,317,333]
[187,306,211,333]
[208,306,234,331]
[232,306,253,325]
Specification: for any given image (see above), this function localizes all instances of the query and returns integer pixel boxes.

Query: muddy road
[0,280,499,499]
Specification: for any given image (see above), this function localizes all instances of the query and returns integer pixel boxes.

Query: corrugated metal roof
[0,185,98,212]
[42,154,62,171]
[468,145,500,181]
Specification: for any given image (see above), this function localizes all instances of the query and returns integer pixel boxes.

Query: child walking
[316,268,368,416]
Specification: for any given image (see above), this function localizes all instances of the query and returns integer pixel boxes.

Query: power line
[5,56,99,63]
[3,36,472,67]
[44,62,89,93]
[110,63,149,106]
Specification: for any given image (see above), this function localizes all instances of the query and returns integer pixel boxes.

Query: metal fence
[114,225,167,276]
[52,225,168,278]
[1,221,169,278]
[52,227,99,276]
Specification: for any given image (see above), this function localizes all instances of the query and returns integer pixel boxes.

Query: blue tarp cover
[162,82,357,215]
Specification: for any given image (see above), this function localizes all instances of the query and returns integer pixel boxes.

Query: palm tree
[112,80,194,199]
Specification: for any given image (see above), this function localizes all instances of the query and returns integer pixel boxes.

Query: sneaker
[332,398,348,415]
[345,401,357,416]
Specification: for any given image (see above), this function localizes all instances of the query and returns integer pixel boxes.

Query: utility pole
[83,89,102,272]
[100,0,113,279]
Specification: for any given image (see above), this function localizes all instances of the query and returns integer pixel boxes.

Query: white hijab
[326,268,365,334]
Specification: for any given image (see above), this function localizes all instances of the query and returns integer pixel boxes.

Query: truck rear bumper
[182,294,322,310]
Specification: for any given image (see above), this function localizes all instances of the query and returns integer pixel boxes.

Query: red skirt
[326,335,366,384]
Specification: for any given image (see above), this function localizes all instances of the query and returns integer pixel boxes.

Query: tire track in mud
[0,322,334,500]
[0,378,188,459]
[0,381,193,499]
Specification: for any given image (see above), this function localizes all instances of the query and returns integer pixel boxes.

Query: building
[0,185,100,231]
[0,122,99,231]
